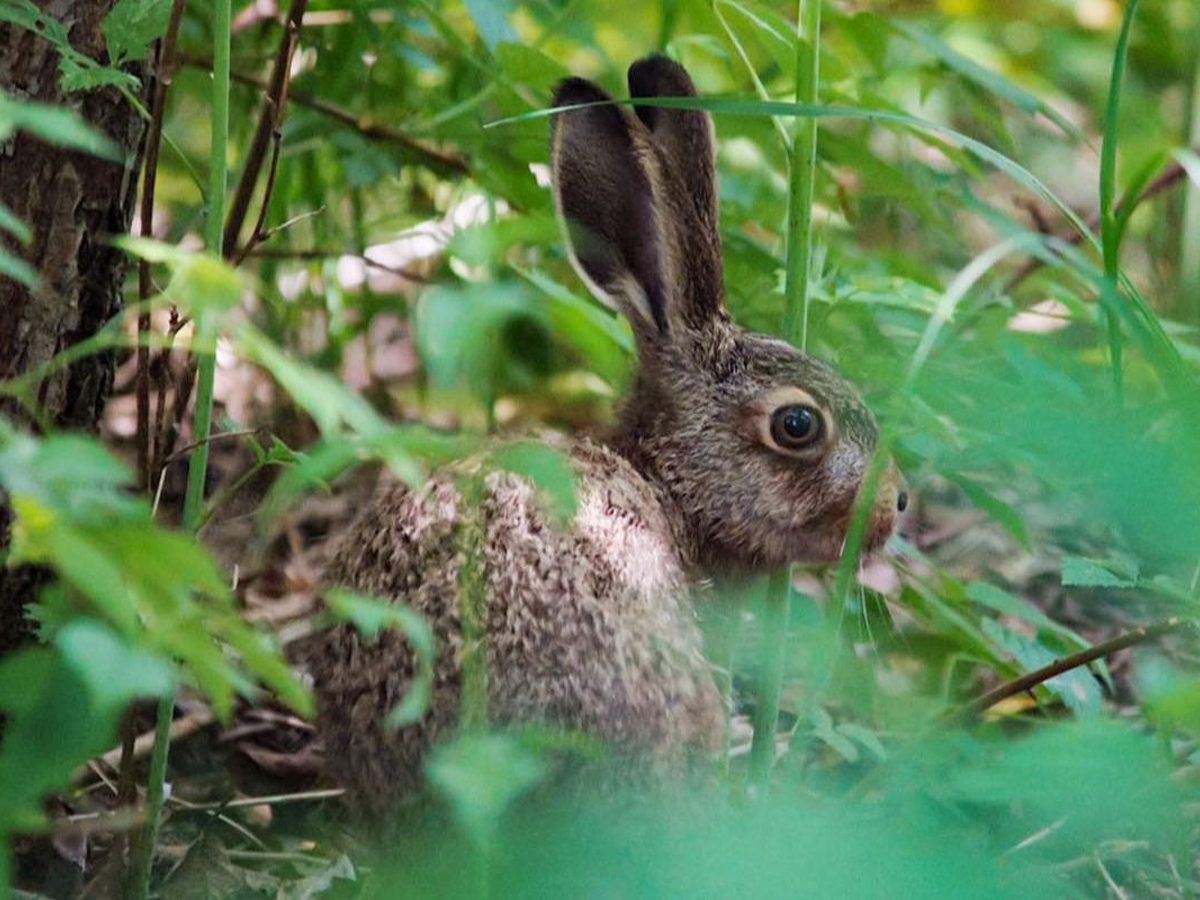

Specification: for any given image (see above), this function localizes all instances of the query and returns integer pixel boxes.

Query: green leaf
[489,440,578,525]
[118,238,243,325]
[0,248,37,288]
[890,21,1082,141]
[57,619,175,709]
[463,0,516,51]
[1061,556,1137,589]
[0,203,30,244]
[326,589,436,729]
[102,0,172,65]
[980,619,1102,715]
[495,42,568,86]
[0,92,122,160]
[966,583,1089,650]
[424,732,549,849]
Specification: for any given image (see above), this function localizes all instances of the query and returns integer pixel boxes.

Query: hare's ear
[550,77,671,337]
[628,55,724,330]
[628,56,717,240]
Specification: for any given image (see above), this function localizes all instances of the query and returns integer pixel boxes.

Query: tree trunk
[0,1,147,655]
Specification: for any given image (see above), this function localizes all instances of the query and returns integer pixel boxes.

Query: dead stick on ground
[960,616,1196,719]
[76,707,216,786]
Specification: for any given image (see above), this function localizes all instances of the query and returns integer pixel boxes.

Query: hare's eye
[770,404,823,450]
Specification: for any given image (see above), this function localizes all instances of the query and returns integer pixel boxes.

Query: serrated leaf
[980,619,1102,715]
[1061,556,1137,589]
[102,0,171,65]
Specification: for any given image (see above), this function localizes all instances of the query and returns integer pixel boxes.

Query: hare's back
[309,438,722,814]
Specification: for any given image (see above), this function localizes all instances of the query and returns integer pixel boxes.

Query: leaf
[495,42,568,86]
[966,583,1089,650]
[489,440,578,525]
[890,20,1082,141]
[1061,556,1137,589]
[424,732,548,849]
[0,92,122,159]
[57,619,175,709]
[0,203,30,244]
[117,238,243,325]
[980,619,1102,715]
[0,248,37,288]
[326,589,436,728]
[237,325,388,437]
[102,0,172,65]
[463,0,516,51]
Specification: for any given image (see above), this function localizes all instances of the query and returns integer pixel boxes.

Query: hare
[306,55,905,818]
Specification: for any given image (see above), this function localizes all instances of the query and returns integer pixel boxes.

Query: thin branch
[960,616,1196,719]
[1007,147,1200,290]
[161,427,267,466]
[178,55,470,176]
[244,246,432,281]
[223,0,309,258]
[126,2,187,883]
[135,0,188,492]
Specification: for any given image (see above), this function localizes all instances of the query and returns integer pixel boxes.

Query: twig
[244,246,431,281]
[960,616,1196,719]
[223,0,308,259]
[74,707,217,785]
[179,788,344,812]
[1007,147,1200,290]
[126,1,188,883]
[161,427,267,466]
[135,0,187,491]
[178,55,470,176]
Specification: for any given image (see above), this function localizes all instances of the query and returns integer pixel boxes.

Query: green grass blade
[1098,0,1141,400]
[890,20,1084,142]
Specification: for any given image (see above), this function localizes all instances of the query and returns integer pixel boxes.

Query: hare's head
[551,56,904,572]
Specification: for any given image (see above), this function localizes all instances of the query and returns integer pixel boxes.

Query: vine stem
[750,0,822,793]
[129,1,231,896]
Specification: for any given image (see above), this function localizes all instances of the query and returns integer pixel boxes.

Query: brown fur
[305,55,902,817]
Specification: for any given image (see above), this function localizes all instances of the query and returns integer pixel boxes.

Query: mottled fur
[306,55,902,817]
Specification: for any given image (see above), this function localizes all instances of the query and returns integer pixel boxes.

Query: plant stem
[1179,12,1200,319]
[749,0,822,794]
[1098,0,1139,402]
[132,1,232,896]
[748,568,791,786]
[125,692,174,900]
[182,0,232,530]
[781,0,822,351]
[959,617,1195,719]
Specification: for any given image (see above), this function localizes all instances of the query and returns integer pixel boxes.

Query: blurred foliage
[2,0,1200,895]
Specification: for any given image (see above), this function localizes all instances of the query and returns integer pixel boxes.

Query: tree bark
[0,1,147,655]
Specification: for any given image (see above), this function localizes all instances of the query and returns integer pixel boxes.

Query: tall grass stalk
[1098,0,1140,401]
[749,0,822,793]
[1180,12,1200,317]
[129,1,232,895]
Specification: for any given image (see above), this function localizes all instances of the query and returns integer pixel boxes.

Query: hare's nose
[897,491,908,513]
